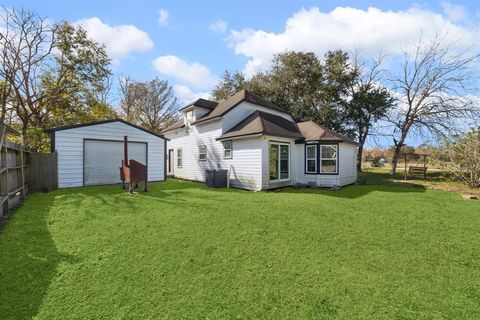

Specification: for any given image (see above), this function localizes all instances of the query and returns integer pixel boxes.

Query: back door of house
[84,139,147,186]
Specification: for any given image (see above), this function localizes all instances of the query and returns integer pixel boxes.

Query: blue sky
[4,0,480,146]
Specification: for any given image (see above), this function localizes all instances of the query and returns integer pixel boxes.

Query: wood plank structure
[0,123,58,230]
[402,153,429,180]
[0,123,28,223]
[29,152,58,193]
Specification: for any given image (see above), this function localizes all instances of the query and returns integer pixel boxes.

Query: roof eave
[44,118,168,140]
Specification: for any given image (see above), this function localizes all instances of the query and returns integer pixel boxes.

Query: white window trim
[269,142,290,182]
[223,140,233,159]
[199,145,207,161]
[320,144,338,174]
[177,149,183,168]
[305,144,317,173]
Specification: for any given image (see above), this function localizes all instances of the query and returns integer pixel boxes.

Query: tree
[211,51,358,135]
[211,71,246,101]
[388,35,480,174]
[37,21,112,127]
[119,76,141,123]
[119,77,179,133]
[439,128,480,188]
[0,7,113,150]
[0,7,56,139]
[345,54,395,171]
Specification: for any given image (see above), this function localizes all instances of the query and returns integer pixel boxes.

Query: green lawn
[1,177,480,319]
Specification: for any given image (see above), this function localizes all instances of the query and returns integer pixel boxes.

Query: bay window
[320,145,338,173]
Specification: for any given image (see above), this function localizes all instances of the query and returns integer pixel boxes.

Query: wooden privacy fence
[0,123,58,225]
[29,152,58,193]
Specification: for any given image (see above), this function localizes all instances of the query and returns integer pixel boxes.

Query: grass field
[1,175,480,319]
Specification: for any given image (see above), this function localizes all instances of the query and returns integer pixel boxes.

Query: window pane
[223,140,232,158]
[199,146,207,160]
[321,160,336,173]
[269,145,279,180]
[280,145,289,179]
[307,159,316,172]
[321,145,337,159]
[177,149,182,167]
[306,145,316,158]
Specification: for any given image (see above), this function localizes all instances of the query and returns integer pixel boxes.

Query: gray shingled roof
[194,89,289,125]
[161,118,184,133]
[218,111,303,140]
[179,98,218,112]
[297,121,358,145]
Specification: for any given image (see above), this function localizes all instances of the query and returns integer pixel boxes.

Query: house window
[199,145,207,161]
[320,145,337,173]
[269,143,289,181]
[223,140,233,159]
[306,144,317,173]
[177,149,183,168]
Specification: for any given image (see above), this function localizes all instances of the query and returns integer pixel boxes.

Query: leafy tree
[0,7,113,150]
[345,54,395,171]
[388,144,416,155]
[211,71,246,101]
[439,128,480,188]
[119,77,179,133]
[212,51,357,135]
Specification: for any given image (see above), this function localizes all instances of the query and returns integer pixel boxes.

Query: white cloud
[152,55,218,89]
[174,85,210,104]
[228,6,479,76]
[209,19,227,33]
[441,2,468,22]
[158,9,169,26]
[76,17,153,63]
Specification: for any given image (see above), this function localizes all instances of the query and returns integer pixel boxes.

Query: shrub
[439,128,480,188]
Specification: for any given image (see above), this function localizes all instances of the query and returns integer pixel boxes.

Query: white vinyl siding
[54,121,165,188]
[165,100,358,190]
[164,121,263,191]
[164,120,224,183]
[338,144,358,186]
[222,101,294,132]
[293,142,357,187]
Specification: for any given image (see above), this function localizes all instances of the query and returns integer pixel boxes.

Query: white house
[162,90,358,191]
[45,119,167,188]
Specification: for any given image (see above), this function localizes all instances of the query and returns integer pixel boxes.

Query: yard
[1,175,480,319]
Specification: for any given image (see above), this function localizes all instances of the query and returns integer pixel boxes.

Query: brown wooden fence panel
[29,152,58,193]
[0,123,59,229]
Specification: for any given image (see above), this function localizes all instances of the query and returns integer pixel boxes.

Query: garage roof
[44,119,167,139]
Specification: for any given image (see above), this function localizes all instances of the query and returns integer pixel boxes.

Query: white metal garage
[45,119,167,188]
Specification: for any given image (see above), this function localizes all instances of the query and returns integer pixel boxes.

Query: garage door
[84,139,147,186]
